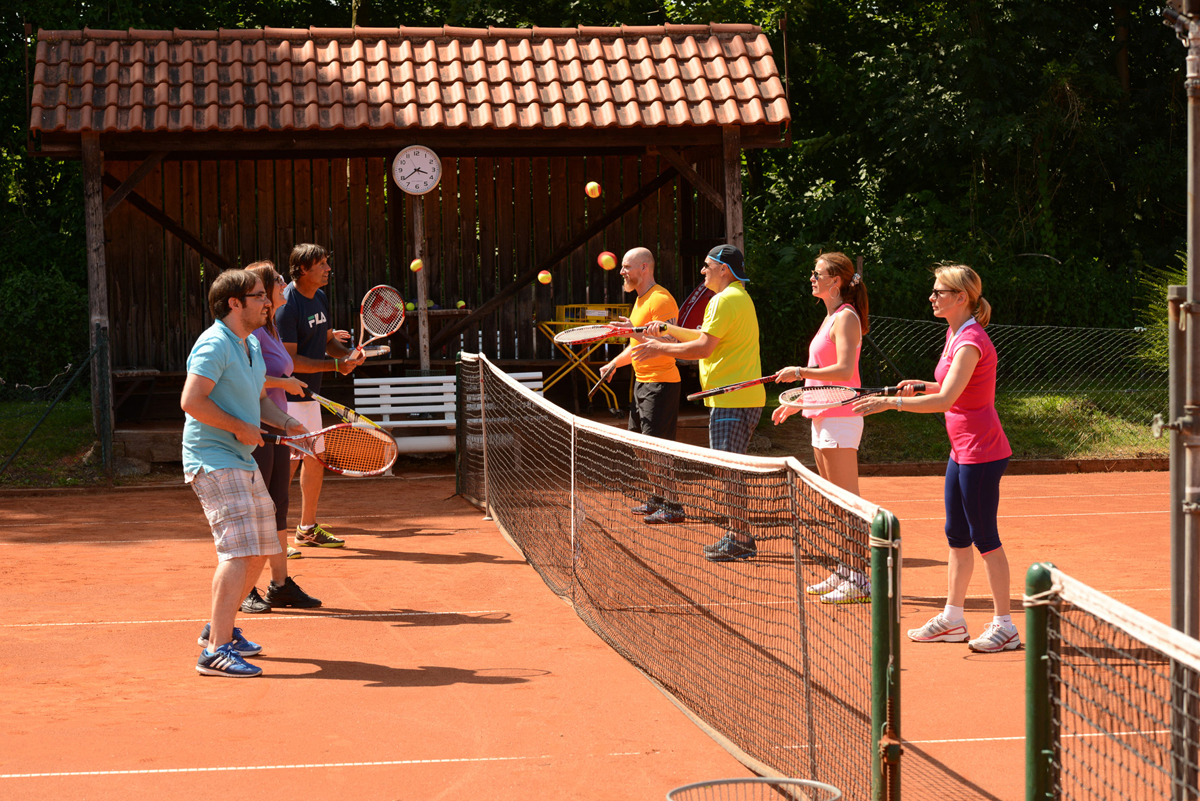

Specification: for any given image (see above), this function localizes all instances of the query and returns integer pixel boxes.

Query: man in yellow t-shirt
[631,245,764,561]
[597,247,684,523]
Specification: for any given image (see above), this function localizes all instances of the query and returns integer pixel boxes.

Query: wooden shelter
[28,24,790,427]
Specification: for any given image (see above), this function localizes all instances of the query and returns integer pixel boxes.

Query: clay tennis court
[0,469,1167,800]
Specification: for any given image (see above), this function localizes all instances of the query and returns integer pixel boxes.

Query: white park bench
[353,372,543,454]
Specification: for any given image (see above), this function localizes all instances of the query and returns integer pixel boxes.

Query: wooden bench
[353,372,543,454]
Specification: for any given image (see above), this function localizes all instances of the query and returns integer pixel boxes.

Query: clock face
[391,146,442,195]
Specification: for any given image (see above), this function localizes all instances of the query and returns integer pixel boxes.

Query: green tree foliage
[1,0,1187,380]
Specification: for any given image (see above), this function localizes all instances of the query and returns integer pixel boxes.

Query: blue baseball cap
[706,245,748,282]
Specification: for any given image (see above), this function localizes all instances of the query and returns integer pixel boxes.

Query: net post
[870,509,901,801]
[478,356,492,521]
[455,353,464,498]
[1025,562,1056,801]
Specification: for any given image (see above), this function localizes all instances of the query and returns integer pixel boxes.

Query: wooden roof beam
[101,173,230,271]
[104,151,167,218]
[652,145,725,214]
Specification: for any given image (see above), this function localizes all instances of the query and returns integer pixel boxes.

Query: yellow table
[536,304,632,411]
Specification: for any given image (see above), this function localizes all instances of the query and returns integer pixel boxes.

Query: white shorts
[287,400,325,461]
[811,415,864,450]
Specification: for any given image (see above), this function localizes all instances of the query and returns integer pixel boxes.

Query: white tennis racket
[355,286,406,357]
[553,324,649,345]
[270,423,397,477]
[778,384,925,410]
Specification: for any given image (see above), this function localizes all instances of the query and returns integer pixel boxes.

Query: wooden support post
[81,133,112,437]
[722,126,744,250]
[414,198,431,372]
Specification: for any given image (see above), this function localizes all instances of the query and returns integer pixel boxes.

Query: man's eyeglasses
[241,291,268,301]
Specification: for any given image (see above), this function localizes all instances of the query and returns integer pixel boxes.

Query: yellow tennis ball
[456,300,466,308]
[426,299,434,308]
[409,258,424,272]
[598,251,617,271]
[585,181,601,198]
[405,301,415,311]
[538,270,552,285]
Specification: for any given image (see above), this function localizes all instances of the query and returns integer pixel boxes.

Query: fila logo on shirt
[306,312,327,329]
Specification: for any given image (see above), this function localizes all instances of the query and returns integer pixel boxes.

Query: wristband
[334,358,339,371]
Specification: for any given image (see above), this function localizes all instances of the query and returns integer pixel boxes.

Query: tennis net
[1025,563,1200,800]
[456,353,901,798]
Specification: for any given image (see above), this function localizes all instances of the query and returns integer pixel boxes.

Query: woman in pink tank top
[853,265,1019,655]
[772,252,871,604]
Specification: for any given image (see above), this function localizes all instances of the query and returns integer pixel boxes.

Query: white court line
[16,512,423,529]
[904,510,1166,522]
[903,728,1168,746]
[0,610,504,629]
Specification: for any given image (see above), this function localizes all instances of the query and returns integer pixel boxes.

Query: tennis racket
[553,324,648,345]
[310,392,384,431]
[778,383,926,410]
[355,285,406,356]
[687,375,779,401]
[270,423,397,477]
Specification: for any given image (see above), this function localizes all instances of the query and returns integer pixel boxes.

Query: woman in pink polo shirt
[773,252,870,604]
[854,265,1017,653]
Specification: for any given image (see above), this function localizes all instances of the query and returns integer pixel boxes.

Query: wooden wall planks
[101,155,706,371]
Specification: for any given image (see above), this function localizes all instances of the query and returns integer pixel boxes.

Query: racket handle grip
[912,383,926,393]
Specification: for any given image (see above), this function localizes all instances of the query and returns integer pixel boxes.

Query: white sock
[943,604,965,622]
[994,614,1014,628]
[299,524,315,532]
[848,570,866,586]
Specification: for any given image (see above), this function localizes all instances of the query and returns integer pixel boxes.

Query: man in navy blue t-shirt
[276,244,363,548]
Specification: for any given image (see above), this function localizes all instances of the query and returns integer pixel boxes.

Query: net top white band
[464,352,882,526]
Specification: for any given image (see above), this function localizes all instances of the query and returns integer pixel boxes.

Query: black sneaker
[264,576,322,608]
[704,535,757,562]
[631,495,665,516]
[240,588,272,614]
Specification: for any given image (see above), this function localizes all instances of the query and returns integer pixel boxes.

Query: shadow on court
[253,657,548,687]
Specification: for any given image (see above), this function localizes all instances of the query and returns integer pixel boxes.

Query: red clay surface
[0,470,1169,800]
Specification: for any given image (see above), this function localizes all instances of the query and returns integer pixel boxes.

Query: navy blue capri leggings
[944,456,1008,554]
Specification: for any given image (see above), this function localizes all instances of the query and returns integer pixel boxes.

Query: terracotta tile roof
[31,25,789,135]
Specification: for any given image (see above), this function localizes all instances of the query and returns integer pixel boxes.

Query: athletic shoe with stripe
[240,588,273,614]
[819,579,871,605]
[197,624,262,657]
[287,547,303,559]
[806,573,843,596]
[644,505,685,525]
[704,534,757,562]
[295,523,344,548]
[631,496,664,516]
[968,622,1022,653]
[907,614,969,643]
[196,643,262,678]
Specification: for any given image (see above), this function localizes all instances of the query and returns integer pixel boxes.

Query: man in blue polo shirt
[181,269,305,678]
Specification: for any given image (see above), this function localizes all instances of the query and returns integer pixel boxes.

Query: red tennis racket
[355,286,406,357]
[686,375,779,401]
[777,384,925,410]
[270,423,398,477]
[553,324,649,345]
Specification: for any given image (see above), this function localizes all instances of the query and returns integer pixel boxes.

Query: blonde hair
[815,252,870,334]
[933,264,992,327]
[245,260,281,339]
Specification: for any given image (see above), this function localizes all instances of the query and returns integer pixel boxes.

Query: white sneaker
[907,614,969,643]
[819,580,871,605]
[968,622,1021,653]
[806,573,843,596]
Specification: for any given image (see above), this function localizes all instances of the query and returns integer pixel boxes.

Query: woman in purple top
[243,262,321,612]
[854,265,1018,654]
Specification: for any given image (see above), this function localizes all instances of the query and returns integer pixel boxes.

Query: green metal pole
[1026,562,1055,801]
[98,323,113,483]
[871,509,901,801]
[454,353,464,497]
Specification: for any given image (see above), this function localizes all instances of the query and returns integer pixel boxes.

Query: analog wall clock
[391,146,442,195]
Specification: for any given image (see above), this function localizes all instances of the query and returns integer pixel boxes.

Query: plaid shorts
[189,467,282,562]
[708,406,763,455]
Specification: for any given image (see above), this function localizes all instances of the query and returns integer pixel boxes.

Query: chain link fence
[0,324,111,485]
[861,317,1167,460]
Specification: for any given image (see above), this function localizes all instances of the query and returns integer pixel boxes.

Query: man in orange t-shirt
[598,247,683,523]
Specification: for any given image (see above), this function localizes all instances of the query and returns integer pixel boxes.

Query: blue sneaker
[196,643,263,678]
[197,624,262,657]
[704,534,757,562]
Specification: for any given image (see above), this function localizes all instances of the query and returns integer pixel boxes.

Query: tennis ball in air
[409,258,424,272]
[405,301,415,311]
[456,300,466,308]
[585,181,602,198]
[598,251,617,270]
[538,270,552,285]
